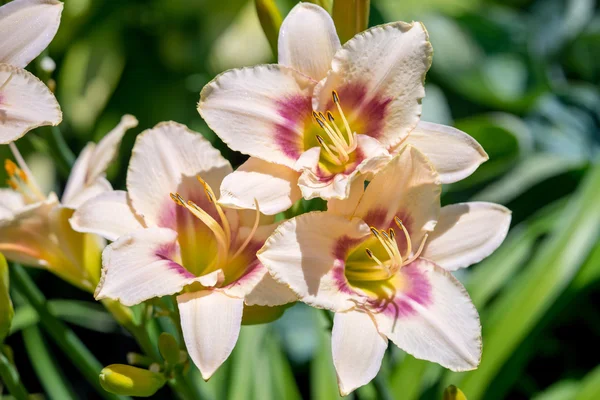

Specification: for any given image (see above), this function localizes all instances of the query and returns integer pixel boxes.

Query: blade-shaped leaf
[0,254,13,343]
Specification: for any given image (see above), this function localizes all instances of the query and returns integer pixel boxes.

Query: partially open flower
[71,122,296,380]
[199,3,487,215]
[258,145,511,395]
[0,0,64,144]
[0,115,137,291]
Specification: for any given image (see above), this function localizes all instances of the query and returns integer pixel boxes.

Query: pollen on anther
[332,90,340,104]
[169,193,184,206]
[365,248,374,258]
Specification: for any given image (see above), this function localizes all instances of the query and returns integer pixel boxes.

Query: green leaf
[310,310,343,400]
[450,161,600,398]
[450,113,531,189]
[0,253,13,343]
[23,326,76,400]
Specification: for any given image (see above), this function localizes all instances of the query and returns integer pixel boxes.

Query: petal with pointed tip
[0,64,61,144]
[332,310,387,396]
[372,258,481,372]
[422,202,511,271]
[0,0,63,68]
[402,121,488,184]
[178,290,244,380]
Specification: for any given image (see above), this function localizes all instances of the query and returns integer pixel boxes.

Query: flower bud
[443,385,467,400]
[158,333,180,365]
[99,364,166,397]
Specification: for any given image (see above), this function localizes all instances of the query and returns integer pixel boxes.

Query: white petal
[402,121,488,184]
[70,191,145,241]
[354,145,441,243]
[199,65,316,169]
[0,0,63,67]
[177,290,244,380]
[278,3,340,81]
[96,227,219,306]
[219,157,301,215]
[0,64,61,144]
[127,121,232,227]
[258,212,371,312]
[422,202,511,271]
[332,311,387,396]
[297,135,391,201]
[313,22,432,148]
[372,259,481,371]
[327,177,365,218]
[87,114,138,183]
[62,115,137,207]
[0,189,24,220]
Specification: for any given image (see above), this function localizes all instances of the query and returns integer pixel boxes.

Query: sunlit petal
[401,121,488,184]
[332,310,387,395]
[0,64,61,144]
[278,3,340,81]
[0,0,63,68]
[422,202,511,271]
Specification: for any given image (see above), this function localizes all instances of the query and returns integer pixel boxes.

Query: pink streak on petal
[332,236,362,295]
[323,83,393,140]
[368,259,432,318]
[274,95,312,159]
[155,242,195,279]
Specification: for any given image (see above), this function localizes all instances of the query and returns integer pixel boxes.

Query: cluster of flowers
[0,1,511,395]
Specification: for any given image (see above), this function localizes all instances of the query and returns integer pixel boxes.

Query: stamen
[197,175,231,246]
[331,90,354,146]
[394,217,412,261]
[404,233,429,266]
[230,199,261,261]
[316,112,350,161]
[169,192,229,266]
[370,227,397,264]
[7,143,44,200]
[316,135,342,165]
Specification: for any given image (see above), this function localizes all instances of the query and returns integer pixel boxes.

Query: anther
[332,90,340,104]
[326,111,335,122]
[169,193,184,206]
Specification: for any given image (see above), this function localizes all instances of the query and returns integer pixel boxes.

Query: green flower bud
[99,364,166,397]
[443,385,467,400]
[158,333,180,365]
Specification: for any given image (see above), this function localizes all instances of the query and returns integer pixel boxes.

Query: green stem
[10,264,127,400]
[170,368,200,400]
[50,125,76,167]
[0,349,29,400]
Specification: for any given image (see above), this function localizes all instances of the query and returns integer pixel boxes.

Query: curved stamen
[230,199,261,261]
[316,135,342,165]
[332,90,354,147]
[170,192,229,267]
[394,217,412,261]
[197,175,231,246]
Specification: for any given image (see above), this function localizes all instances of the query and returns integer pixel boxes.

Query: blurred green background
[2,0,600,399]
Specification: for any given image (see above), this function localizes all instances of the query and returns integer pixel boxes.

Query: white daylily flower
[257,145,511,395]
[0,115,137,291]
[199,3,488,215]
[71,122,296,380]
[0,0,64,144]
